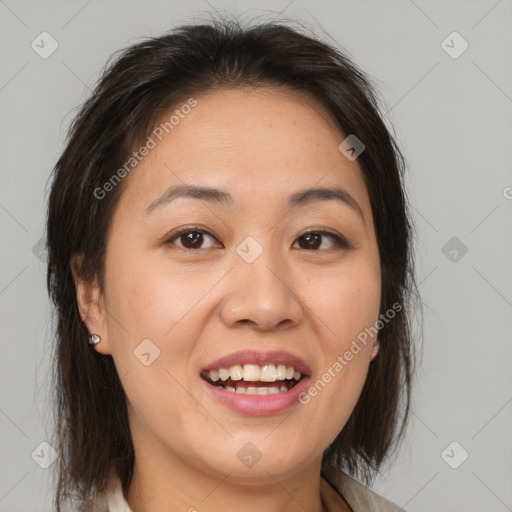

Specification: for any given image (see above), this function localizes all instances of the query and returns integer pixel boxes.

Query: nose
[219,244,304,332]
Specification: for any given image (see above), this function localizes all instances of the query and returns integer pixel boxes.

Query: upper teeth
[206,364,302,382]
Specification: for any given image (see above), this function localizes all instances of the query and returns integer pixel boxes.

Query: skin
[74,87,381,512]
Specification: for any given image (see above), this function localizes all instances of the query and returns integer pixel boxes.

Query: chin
[198,442,319,484]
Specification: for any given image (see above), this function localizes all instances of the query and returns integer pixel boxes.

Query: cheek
[102,256,206,429]
[103,249,227,384]
[303,260,380,436]
[102,249,191,376]
[104,246,198,336]
[307,259,381,346]
[301,278,380,447]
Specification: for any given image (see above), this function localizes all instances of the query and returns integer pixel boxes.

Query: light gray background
[1,1,511,511]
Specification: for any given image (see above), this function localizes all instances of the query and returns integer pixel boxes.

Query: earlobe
[71,254,112,355]
[370,340,380,361]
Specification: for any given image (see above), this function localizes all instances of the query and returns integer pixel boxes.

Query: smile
[199,351,312,416]
[201,364,304,394]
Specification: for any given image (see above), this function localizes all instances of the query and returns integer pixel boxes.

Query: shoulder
[82,468,132,512]
[321,464,405,512]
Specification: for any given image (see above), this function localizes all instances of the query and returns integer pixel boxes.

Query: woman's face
[82,87,381,483]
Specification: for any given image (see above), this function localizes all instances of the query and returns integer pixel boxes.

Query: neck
[126,451,327,512]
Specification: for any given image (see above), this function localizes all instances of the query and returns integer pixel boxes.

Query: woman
[46,17,419,512]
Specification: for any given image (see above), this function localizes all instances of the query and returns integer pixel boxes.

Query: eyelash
[164,226,349,252]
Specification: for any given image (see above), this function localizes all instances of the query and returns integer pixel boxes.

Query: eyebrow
[144,184,365,223]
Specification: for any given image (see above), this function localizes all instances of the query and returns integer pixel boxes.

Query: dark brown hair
[46,15,420,510]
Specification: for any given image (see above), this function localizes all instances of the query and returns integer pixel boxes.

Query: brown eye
[164,228,348,251]
[165,229,220,250]
[294,231,348,251]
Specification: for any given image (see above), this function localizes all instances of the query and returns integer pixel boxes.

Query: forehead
[117,87,370,215]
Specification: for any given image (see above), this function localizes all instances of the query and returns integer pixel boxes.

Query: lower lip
[200,377,310,416]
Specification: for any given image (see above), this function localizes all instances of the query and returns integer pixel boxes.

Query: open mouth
[201,364,306,395]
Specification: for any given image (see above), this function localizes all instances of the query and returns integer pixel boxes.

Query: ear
[71,254,112,355]
[370,339,380,361]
